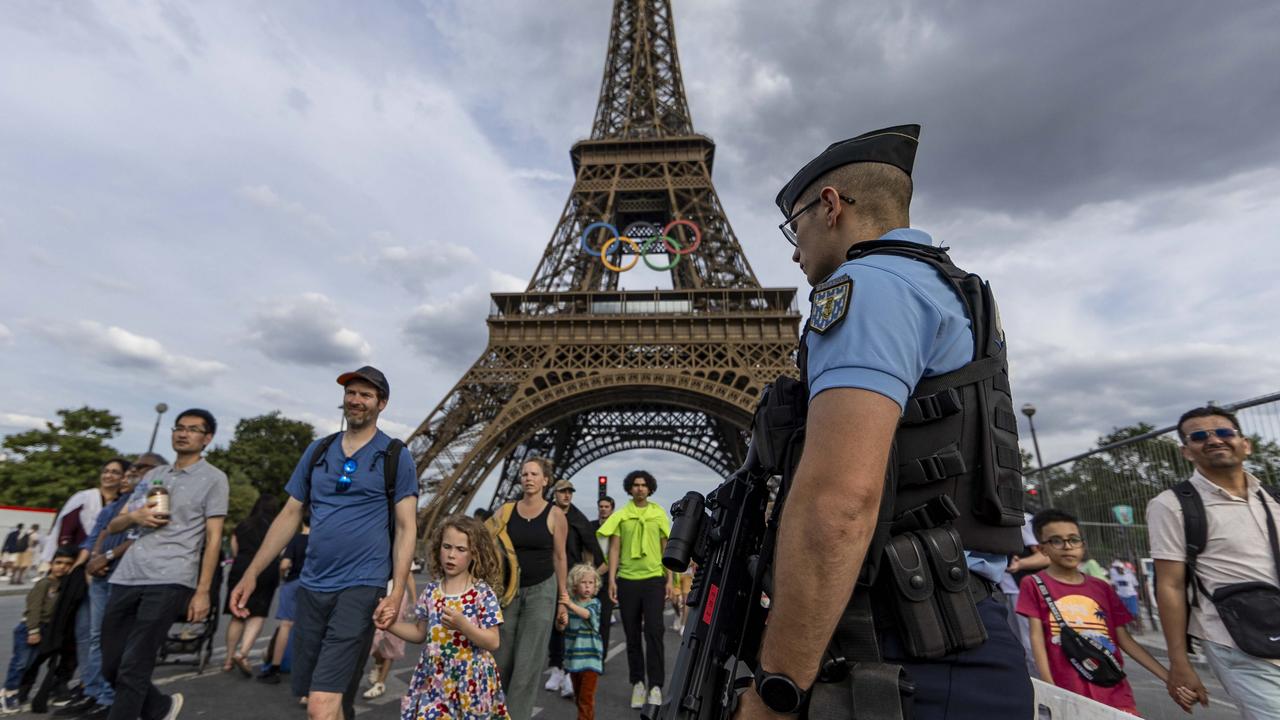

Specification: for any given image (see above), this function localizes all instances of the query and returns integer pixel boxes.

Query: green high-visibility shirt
[596,499,671,580]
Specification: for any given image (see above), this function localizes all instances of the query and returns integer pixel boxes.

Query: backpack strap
[304,433,342,506]
[1172,480,1209,607]
[383,439,406,580]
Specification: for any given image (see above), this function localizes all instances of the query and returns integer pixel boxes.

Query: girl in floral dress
[388,514,510,720]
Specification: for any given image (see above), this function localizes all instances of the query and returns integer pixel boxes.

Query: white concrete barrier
[1032,678,1136,719]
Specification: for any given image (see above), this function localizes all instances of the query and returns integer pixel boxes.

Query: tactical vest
[799,239,1025,567]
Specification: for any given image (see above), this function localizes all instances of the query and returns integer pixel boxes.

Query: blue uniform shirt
[285,429,418,592]
[805,227,1006,582]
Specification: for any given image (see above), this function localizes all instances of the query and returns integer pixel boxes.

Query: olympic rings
[600,236,641,272]
[578,219,702,272]
[641,235,681,270]
[662,219,701,255]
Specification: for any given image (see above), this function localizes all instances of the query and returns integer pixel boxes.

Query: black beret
[775,124,921,215]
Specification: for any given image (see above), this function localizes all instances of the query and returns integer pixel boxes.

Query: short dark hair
[53,544,79,561]
[104,457,132,473]
[1032,508,1079,541]
[473,507,493,521]
[133,452,168,467]
[175,408,217,436]
[623,470,657,495]
[1177,406,1241,442]
[599,496,616,509]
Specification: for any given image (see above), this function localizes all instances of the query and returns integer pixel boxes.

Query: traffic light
[598,475,608,501]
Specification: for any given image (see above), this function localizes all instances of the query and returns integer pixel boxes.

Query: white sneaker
[0,691,17,716]
[544,667,565,692]
[559,671,574,698]
[362,682,386,699]
[647,686,662,706]
[630,682,646,709]
[368,666,380,686]
[162,693,184,720]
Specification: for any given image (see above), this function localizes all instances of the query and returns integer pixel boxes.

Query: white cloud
[248,293,372,367]
[402,287,489,370]
[33,320,228,385]
[0,323,12,347]
[237,183,336,237]
[0,412,48,430]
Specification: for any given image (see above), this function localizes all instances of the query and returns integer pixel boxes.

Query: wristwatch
[753,666,808,714]
[104,549,115,561]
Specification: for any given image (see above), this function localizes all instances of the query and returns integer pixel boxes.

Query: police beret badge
[808,274,853,334]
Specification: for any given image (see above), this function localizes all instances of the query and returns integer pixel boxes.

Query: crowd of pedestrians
[19,383,1277,720]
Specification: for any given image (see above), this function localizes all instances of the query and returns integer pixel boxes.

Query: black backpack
[304,433,407,579]
[1173,480,1280,658]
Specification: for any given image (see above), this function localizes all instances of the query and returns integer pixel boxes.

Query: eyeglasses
[1044,536,1084,549]
[172,425,209,435]
[337,458,357,493]
[1185,428,1239,444]
[778,194,856,247]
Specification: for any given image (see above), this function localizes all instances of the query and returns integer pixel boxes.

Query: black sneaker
[49,686,84,708]
[81,704,111,719]
[52,695,97,716]
[257,666,281,685]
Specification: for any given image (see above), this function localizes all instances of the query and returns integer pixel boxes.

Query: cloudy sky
[2,1,1278,511]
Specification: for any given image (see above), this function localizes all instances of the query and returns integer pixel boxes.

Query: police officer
[736,125,1032,719]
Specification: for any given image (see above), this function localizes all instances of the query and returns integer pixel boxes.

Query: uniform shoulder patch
[807,274,853,335]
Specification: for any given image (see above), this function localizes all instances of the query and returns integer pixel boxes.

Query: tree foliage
[0,408,123,508]
[205,412,315,502]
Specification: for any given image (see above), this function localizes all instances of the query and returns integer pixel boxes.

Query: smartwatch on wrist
[753,665,808,714]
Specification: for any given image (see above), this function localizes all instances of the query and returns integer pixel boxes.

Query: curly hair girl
[427,514,504,594]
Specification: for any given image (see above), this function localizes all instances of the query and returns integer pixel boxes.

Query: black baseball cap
[336,365,390,398]
[775,124,921,215]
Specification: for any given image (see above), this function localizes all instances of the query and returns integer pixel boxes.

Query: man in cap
[229,366,418,720]
[737,126,1031,719]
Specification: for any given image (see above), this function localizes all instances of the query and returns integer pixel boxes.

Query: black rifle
[658,378,807,720]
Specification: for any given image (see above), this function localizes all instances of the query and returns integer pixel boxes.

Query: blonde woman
[491,457,569,720]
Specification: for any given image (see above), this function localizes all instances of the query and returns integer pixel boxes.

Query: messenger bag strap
[1031,575,1070,630]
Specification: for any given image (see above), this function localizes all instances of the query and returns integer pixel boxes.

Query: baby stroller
[156,562,223,673]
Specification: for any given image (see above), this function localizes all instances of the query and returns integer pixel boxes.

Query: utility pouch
[751,376,809,474]
[883,533,948,659]
[917,525,987,653]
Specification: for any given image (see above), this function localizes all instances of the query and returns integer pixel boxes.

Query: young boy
[1,545,76,713]
[1017,510,1191,716]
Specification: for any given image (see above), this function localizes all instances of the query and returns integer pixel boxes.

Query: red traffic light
[598,475,607,485]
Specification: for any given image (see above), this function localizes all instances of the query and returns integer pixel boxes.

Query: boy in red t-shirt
[1017,509,1193,716]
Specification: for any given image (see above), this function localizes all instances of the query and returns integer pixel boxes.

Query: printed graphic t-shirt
[1016,572,1136,713]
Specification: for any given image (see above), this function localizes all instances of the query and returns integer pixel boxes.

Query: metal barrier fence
[1022,391,1280,626]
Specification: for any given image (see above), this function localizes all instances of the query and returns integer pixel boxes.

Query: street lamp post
[1021,403,1051,504]
[147,403,169,453]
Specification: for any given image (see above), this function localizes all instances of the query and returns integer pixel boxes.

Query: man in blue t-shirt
[230,366,417,720]
[736,127,1031,720]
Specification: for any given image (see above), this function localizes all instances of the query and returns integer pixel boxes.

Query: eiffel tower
[407,0,800,531]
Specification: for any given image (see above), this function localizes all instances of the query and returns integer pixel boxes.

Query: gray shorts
[291,585,384,710]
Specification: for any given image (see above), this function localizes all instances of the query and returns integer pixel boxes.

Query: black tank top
[507,501,555,587]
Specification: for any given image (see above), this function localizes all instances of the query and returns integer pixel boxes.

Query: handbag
[485,503,521,608]
[1198,489,1280,658]
[1031,575,1126,687]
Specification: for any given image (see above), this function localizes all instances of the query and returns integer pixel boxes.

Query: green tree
[206,412,315,501]
[0,407,123,507]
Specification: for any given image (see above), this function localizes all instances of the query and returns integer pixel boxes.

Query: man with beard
[230,367,418,720]
[543,479,596,697]
[1148,406,1280,718]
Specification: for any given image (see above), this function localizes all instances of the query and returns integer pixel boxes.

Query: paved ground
[0,586,1243,719]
